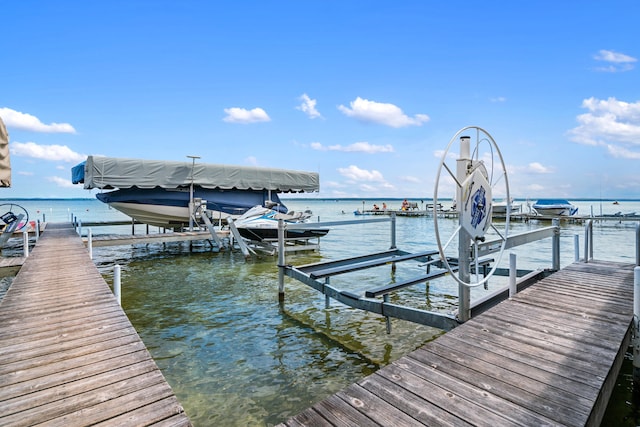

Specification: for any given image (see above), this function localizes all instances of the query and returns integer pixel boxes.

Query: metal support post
[584,219,593,263]
[574,234,580,262]
[23,231,29,257]
[278,219,285,302]
[509,253,517,297]
[88,228,93,260]
[552,218,560,270]
[633,267,640,386]
[636,223,640,266]
[114,264,122,306]
[384,294,391,334]
[324,277,331,309]
[390,212,397,249]
[457,135,471,322]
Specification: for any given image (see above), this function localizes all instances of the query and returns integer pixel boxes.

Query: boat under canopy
[72,156,320,228]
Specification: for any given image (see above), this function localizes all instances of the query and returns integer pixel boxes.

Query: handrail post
[633,267,640,386]
[23,231,29,257]
[636,222,640,266]
[509,253,517,297]
[390,212,397,249]
[552,218,560,270]
[584,219,593,263]
[278,219,285,302]
[88,228,93,260]
[114,264,121,306]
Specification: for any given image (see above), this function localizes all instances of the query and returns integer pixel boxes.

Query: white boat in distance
[233,205,330,241]
[532,199,578,216]
[492,199,521,215]
[72,156,320,229]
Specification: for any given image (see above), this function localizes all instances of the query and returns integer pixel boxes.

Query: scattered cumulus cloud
[568,97,640,158]
[490,97,507,103]
[245,156,259,165]
[11,141,85,162]
[593,49,637,72]
[296,94,322,119]
[338,165,385,182]
[526,162,553,174]
[223,107,271,124]
[0,107,76,133]
[310,141,394,153]
[399,175,421,183]
[48,176,78,188]
[338,97,429,128]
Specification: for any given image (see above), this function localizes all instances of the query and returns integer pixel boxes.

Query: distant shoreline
[0,197,638,202]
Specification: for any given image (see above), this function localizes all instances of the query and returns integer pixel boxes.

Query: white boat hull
[108,202,238,229]
[534,207,573,216]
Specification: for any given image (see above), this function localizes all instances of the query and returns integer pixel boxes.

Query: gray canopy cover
[0,117,10,187]
[81,156,320,193]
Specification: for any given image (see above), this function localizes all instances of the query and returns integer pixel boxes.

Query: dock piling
[509,252,516,297]
[634,266,640,386]
[114,264,121,305]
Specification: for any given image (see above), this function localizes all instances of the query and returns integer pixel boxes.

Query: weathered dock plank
[278,260,635,426]
[0,223,191,426]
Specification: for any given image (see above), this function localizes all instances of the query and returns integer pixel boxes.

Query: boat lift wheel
[0,203,30,232]
[433,126,510,288]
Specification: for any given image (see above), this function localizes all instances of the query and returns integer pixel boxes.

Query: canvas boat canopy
[72,156,320,193]
[0,117,11,188]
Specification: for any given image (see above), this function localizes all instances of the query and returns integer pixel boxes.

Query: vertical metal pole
[457,136,471,322]
[589,220,594,260]
[509,253,517,297]
[77,219,82,237]
[584,220,592,263]
[324,278,331,309]
[636,223,640,266]
[552,218,560,270]
[574,234,580,262]
[23,231,29,257]
[633,267,640,386]
[390,212,397,249]
[384,294,391,334]
[88,228,93,260]
[114,264,122,306]
[278,218,285,302]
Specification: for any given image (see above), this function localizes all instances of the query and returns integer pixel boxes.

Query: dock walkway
[279,259,635,426]
[0,223,191,426]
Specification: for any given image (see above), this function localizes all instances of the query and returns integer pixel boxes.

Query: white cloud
[223,107,271,124]
[594,49,637,72]
[490,96,507,103]
[11,141,85,162]
[296,94,322,119]
[338,165,385,182]
[568,97,640,155]
[48,176,78,188]
[245,156,259,165]
[399,175,421,183]
[338,97,429,128]
[0,107,76,133]
[311,141,394,153]
[527,162,553,174]
[607,144,640,159]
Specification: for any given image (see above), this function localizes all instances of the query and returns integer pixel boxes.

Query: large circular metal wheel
[0,203,30,231]
[433,126,510,288]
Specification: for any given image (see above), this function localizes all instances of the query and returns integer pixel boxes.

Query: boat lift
[278,127,562,332]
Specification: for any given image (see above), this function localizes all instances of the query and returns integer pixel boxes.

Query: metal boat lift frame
[277,214,562,332]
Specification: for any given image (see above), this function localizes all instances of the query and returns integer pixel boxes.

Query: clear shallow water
[2,197,639,426]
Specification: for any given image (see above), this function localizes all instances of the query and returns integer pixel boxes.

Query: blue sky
[1,1,639,200]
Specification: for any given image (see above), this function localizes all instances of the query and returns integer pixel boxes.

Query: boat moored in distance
[72,156,320,229]
[492,198,521,215]
[532,199,578,216]
[233,205,329,241]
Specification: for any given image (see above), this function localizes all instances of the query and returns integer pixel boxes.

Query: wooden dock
[0,223,191,426]
[278,259,635,426]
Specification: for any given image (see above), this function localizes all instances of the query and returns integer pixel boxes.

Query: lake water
[1,197,639,426]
